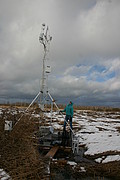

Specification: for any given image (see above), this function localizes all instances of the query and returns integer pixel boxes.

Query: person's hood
[68,101,73,106]
[70,101,73,105]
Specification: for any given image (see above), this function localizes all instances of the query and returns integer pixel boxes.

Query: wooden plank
[45,146,59,158]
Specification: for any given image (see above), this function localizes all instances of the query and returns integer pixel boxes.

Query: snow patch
[67,161,77,166]
[0,169,11,180]
[102,155,120,163]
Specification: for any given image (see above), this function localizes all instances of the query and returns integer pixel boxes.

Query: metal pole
[39,24,52,110]
[51,101,53,123]
[13,91,41,129]
[25,91,41,112]
[40,48,47,108]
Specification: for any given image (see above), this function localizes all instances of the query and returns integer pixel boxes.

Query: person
[60,101,74,131]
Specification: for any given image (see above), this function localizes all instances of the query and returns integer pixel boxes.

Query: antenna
[39,24,52,110]
[39,24,52,51]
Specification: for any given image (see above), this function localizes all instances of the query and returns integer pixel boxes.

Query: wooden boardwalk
[45,146,59,158]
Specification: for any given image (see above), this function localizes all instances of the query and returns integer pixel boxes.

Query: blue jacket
[62,101,73,117]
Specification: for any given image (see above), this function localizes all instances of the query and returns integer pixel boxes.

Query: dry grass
[51,158,120,179]
[0,105,120,179]
[0,107,50,179]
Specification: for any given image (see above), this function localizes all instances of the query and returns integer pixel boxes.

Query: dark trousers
[64,115,72,130]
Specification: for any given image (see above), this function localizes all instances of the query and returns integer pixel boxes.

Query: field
[0,105,120,179]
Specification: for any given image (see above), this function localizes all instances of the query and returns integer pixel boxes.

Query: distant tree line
[0,102,120,112]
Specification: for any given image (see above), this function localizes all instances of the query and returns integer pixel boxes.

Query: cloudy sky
[0,0,120,107]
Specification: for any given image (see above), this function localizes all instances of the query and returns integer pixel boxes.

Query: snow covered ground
[1,106,120,179]
[0,107,120,164]
[0,168,11,180]
[44,110,120,163]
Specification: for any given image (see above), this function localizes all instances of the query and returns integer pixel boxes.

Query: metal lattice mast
[39,24,52,109]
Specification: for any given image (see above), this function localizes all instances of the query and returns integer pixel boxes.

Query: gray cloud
[0,0,120,106]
